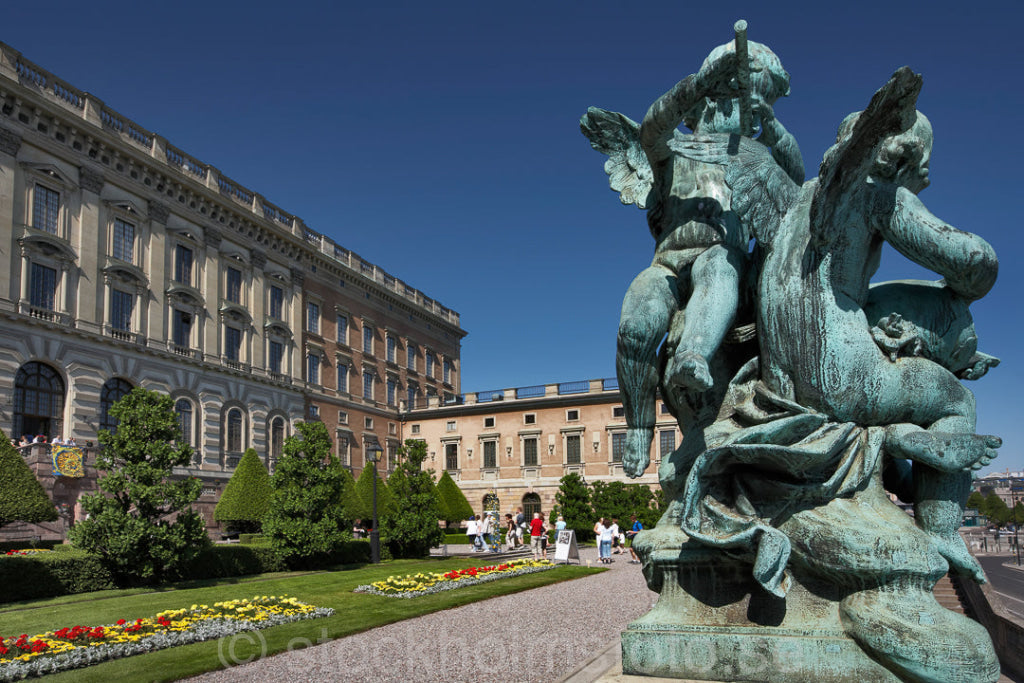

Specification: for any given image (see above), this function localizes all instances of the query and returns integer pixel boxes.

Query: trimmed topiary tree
[353,460,391,522]
[262,421,348,567]
[68,388,207,585]
[380,439,444,558]
[435,470,472,529]
[214,448,272,534]
[0,429,58,528]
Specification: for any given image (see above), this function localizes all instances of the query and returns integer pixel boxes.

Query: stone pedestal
[622,537,899,682]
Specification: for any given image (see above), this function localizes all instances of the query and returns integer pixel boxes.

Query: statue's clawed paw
[622,428,652,478]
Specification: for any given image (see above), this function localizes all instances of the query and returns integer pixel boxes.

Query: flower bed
[355,558,554,598]
[3,549,50,557]
[0,595,333,681]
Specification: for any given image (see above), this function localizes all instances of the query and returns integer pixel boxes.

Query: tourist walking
[610,517,622,554]
[529,512,546,560]
[626,514,643,564]
[467,515,481,551]
[505,514,518,549]
[595,518,614,563]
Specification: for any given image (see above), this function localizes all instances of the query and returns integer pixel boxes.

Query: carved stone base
[622,538,898,682]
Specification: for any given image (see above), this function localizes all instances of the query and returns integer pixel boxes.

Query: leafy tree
[983,493,1010,527]
[68,388,207,585]
[435,470,473,528]
[380,439,444,557]
[214,448,272,533]
[353,460,392,522]
[554,472,594,541]
[965,491,984,511]
[0,429,58,528]
[591,481,660,530]
[263,421,348,566]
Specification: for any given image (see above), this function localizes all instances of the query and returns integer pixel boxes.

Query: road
[980,554,1024,621]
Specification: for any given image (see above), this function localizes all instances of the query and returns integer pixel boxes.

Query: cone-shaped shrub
[214,448,272,533]
[0,429,58,528]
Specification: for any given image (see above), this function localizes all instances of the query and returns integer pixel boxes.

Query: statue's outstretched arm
[640,74,703,162]
[879,187,998,302]
[759,115,805,185]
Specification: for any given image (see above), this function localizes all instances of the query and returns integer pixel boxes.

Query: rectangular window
[523,438,538,466]
[612,405,625,418]
[364,417,374,429]
[224,326,241,361]
[337,435,349,465]
[659,430,676,458]
[445,443,458,471]
[425,353,434,377]
[524,413,536,425]
[484,417,495,429]
[174,245,193,285]
[29,263,56,310]
[307,353,320,384]
[32,184,60,234]
[407,384,417,410]
[387,378,396,406]
[269,286,283,319]
[338,410,348,424]
[612,432,626,463]
[363,324,374,354]
[336,314,348,344]
[363,371,374,400]
[411,424,420,435]
[566,435,581,465]
[337,363,348,393]
[388,422,397,436]
[446,420,456,432]
[172,309,192,347]
[306,302,320,334]
[112,218,135,263]
[226,267,242,303]
[110,289,133,332]
[443,359,452,384]
[388,443,398,469]
[407,343,416,370]
[309,405,319,418]
[268,340,283,374]
[567,409,579,422]
[386,335,396,363]
[483,441,497,469]
[660,403,671,414]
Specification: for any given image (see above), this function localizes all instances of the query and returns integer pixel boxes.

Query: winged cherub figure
[581,38,804,476]
[674,68,1000,582]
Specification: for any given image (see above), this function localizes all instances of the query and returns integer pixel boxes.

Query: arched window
[226,407,243,453]
[175,399,194,446]
[13,362,64,440]
[522,492,542,519]
[270,416,285,462]
[99,378,133,435]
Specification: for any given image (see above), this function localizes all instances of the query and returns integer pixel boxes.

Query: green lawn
[1,558,603,682]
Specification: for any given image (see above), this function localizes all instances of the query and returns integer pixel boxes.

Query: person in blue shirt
[626,514,643,564]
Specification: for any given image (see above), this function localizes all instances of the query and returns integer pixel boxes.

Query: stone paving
[189,545,655,683]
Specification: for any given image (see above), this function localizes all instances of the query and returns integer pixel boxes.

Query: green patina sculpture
[582,22,1001,683]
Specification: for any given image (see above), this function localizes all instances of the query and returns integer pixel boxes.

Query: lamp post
[366,444,383,564]
[1015,494,1021,567]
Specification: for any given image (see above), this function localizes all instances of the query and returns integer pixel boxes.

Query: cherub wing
[580,107,653,209]
[669,133,801,246]
[811,67,922,235]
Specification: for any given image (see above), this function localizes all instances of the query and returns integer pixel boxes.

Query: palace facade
[0,40,661,542]
[0,41,463,537]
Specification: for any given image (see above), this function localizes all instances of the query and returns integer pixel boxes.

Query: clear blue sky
[5,1,1022,471]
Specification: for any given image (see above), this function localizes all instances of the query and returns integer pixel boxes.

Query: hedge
[0,540,372,604]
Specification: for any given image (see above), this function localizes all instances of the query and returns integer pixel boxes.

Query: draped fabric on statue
[679,358,883,597]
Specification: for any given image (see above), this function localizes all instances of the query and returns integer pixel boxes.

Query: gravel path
[189,546,656,683]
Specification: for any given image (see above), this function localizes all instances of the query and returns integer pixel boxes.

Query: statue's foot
[889,430,1001,473]
[934,532,986,584]
[666,350,713,392]
[622,427,652,478]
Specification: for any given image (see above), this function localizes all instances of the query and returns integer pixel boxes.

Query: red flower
[117,619,126,626]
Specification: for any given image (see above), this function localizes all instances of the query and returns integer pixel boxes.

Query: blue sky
[5,1,1022,470]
